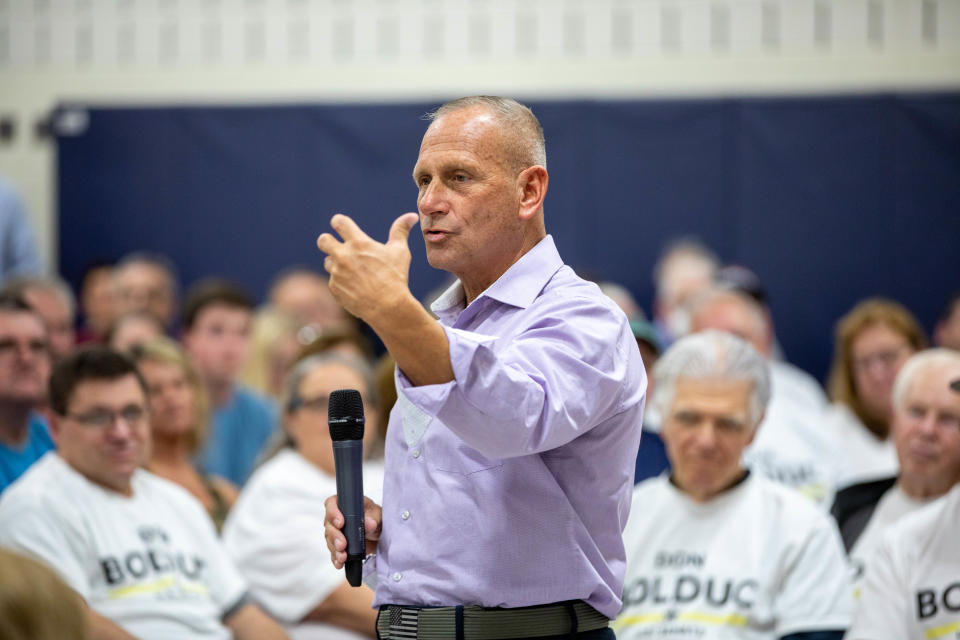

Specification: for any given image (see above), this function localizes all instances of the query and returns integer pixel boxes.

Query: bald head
[689,288,772,358]
[428,96,546,175]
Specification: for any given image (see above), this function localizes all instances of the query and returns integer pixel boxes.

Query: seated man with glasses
[0,347,289,640]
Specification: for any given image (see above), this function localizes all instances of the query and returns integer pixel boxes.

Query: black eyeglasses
[66,405,149,429]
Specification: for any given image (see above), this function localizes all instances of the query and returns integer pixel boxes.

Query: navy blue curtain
[57,94,960,381]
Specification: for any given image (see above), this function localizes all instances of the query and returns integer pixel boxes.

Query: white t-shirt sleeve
[223,480,345,622]
[0,489,92,599]
[173,486,248,616]
[845,534,910,640]
[775,513,854,635]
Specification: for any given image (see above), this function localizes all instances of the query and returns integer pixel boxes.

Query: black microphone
[328,389,366,587]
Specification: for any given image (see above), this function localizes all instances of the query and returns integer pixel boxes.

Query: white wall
[1,0,958,272]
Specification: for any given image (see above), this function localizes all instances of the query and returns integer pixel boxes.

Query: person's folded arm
[302,582,378,638]
[224,603,290,640]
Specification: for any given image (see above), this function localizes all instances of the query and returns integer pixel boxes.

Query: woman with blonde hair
[823,298,927,489]
[130,337,238,531]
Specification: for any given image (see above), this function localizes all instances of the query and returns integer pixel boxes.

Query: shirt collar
[431,235,563,322]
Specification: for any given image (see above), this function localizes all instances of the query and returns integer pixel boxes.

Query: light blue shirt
[372,235,646,618]
[0,413,55,494]
[198,386,277,486]
[0,177,42,282]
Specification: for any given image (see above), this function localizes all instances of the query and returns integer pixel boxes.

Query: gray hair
[892,348,960,410]
[258,352,378,461]
[281,352,377,415]
[114,251,180,298]
[426,96,547,171]
[1,275,76,318]
[652,330,771,428]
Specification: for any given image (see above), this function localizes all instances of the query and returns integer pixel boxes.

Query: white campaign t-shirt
[820,404,899,490]
[848,484,932,596]
[743,388,838,509]
[0,453,247,640]
[615,473,852,639]
[223,449,384,640]
[847,483,960,640]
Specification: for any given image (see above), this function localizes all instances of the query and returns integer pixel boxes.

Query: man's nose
[693,424,719,449]
[418,181,447,214]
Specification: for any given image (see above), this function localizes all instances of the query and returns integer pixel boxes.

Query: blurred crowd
[0,226,957,638]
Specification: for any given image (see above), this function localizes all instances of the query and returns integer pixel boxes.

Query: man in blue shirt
[0,293,53,492]
[182,280,276,486]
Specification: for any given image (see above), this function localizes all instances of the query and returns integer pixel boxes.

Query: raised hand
[316,213,420,324]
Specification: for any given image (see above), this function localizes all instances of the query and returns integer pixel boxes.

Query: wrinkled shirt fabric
[371,235,646,619]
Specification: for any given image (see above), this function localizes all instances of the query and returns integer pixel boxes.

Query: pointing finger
[330,214,371,243]
[387,212,420,246]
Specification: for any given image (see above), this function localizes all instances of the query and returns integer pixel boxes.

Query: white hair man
[833,349,960,598]
[688,288,837,507]
[846,361,960,639]
[615,331,852,639]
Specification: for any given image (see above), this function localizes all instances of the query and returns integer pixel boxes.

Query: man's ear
[517,166,548,221]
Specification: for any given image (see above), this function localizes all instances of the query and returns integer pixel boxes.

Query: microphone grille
[328,389,365,441]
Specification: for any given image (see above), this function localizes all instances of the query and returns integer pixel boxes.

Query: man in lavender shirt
[318,96,646,639]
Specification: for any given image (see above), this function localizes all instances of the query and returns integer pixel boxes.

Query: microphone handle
[332,439,365,587]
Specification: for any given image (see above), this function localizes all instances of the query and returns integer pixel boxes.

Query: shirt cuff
[395,326,498,415]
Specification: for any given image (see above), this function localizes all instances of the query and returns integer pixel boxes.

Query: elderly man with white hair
[837,349,960,639]
[615,330,851,640]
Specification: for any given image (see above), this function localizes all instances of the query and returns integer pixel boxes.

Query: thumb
[387,212,419,246]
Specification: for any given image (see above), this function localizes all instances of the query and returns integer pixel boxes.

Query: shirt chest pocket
[424,429,503,476]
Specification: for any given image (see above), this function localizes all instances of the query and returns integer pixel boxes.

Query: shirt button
[401,510,410,520]
[411,449,421,458]
[393,572,402,582]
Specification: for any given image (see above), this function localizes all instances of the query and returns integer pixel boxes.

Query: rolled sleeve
[398,296,640,460]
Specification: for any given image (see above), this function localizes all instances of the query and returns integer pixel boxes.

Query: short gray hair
[652,330,771,428]
[1,275,76,318]
[892,348,960,410]
[426,96,547,171]
[281,352,376,415]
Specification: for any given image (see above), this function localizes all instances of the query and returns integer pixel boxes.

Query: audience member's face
[22,288,75,361]
[110,315,165,353]
[936,306,960,352]
[286,361,378,465]
[661,376,756,502]
[272,273,348,331]
[53,374,150,496]
[690,299,771,357]
[656,255,715,333]
[0,310,51,406]
[184,304,252,386]
[851,322,915,423]
[113,263,175,327]
[892,364,960,489]
[139,360,197,441]
[81,266,117,336]
[413,107,527,287]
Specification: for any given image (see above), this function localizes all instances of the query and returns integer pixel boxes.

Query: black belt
[376,600,609,640]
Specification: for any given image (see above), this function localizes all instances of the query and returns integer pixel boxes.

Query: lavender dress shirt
[370,235,646,619]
